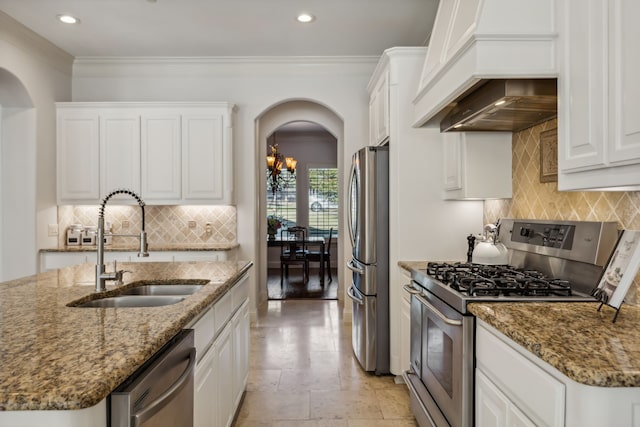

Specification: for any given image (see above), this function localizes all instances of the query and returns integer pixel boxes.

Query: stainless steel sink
[119,284,204,296]
[75,295,186,308]
[68,279,208,308]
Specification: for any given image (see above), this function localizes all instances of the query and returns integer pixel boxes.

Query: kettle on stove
[472,223,509,265]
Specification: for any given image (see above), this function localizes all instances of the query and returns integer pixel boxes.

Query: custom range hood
[440,78,557,132]
[413,0,557,131]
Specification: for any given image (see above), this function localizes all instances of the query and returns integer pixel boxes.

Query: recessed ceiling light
[57,14,79,24]
[296,13,315,23]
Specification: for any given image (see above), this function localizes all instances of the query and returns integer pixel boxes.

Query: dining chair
[280,226,309,287]
[305,228,333,283]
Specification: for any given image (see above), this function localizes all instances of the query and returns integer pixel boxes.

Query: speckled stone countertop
[0,260,252,411]
[40,242,239,252]
[399,260,640,388]
[469,302,640,387]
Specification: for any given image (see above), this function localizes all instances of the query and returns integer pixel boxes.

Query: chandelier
[266,144,296,194]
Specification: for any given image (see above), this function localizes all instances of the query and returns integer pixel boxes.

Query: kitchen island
[0,260,251,422]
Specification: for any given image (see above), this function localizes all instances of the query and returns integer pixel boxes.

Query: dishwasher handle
[132,347,197,427]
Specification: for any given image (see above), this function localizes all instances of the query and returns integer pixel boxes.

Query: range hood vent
[440,79,557,133]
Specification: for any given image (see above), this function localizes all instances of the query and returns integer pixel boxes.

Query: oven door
[410,290,474,427]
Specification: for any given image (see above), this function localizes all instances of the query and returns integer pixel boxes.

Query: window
[308,168,338,238]
[266,170,296,237]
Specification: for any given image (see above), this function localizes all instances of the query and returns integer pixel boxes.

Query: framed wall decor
[539,127,558,183]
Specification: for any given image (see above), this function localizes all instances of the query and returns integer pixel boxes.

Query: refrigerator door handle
[346,259,364,275]
[347,284,364,305]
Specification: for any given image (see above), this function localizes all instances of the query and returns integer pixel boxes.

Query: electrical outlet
[188,220,197,229]
[205,222,212,235]
[48,224,59,236]
[122,220,130,229]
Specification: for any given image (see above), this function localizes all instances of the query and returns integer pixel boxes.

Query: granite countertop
[40,242,239,252]
[398,260,640,388]
[0,260,252,411]
[469,302,640,387]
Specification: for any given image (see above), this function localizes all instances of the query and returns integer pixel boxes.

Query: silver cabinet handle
[414,294,462,326]
[132,347,197,427]
[347,284,364,305]
[403,284,421,295]
[346,259,364,275]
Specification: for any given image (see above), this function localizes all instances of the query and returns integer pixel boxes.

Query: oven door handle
[415,294,463,326]
[403,284,421,295]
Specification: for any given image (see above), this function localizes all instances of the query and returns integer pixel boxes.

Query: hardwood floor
[267,268,338,300]
[233,300,417,426]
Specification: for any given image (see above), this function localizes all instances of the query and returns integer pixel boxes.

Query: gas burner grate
[426,262,573,298]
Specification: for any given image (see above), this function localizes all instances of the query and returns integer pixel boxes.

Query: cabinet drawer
[232,275,249,312]
[214,292,232,336]
[476,323,565,427]
[192,306,216,362]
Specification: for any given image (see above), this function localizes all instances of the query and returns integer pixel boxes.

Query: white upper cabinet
[558,0,640,190]
[141,113,182,200]
[442,132,512,200]
[100,112,141,200]
[368,69,390,145]
[56,102,236,205]
[182,112,229,201]
[57,109,100,203]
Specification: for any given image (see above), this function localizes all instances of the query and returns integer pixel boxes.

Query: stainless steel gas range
[403,218,620,427]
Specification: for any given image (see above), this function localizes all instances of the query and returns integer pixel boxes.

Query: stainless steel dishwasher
[110,329,196,427]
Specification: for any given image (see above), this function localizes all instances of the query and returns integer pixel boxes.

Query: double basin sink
[68,280,208,308]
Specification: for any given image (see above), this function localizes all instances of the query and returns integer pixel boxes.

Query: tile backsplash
[58,205,236,247]
[484,118,640,305]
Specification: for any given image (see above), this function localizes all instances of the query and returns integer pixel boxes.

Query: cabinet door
[57,110,100,203]
[608,0,640,164]
[369,71,389,145]
[476,370,509,427]
[215,324,234,427]
[99,113,141,198]
[400,287,411,374]
[442,133,463,191]
[182,113,226,202]
[232,301,250,406]
[558,0,607,172]
[194,341,217,427]
[141,114,181,200]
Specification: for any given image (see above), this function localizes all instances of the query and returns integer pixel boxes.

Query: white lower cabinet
[477,320,640,427]
[476,370,535,427]
[399,270,412,375]
[192,273,249,427]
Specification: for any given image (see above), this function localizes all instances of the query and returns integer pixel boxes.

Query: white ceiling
[0,0,439,57]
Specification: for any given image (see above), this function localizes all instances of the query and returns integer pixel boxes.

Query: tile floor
[267,268,338,300]
[233,300,417,426]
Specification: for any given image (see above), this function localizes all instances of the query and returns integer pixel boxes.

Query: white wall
[72,58,376,316]
[0,12,73,279]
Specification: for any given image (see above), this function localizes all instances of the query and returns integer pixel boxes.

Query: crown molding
[0,11,73,75]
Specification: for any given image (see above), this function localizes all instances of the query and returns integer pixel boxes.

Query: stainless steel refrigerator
[346,145,389,375]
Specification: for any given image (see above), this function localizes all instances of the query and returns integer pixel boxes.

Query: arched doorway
[0,68,37,281]
[255,100,344,306]
[265,122,338,299]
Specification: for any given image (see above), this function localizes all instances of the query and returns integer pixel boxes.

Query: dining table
[267,235,326,285]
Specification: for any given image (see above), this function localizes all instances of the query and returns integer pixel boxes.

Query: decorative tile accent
[483,118,640,304]
[58,205,236,247]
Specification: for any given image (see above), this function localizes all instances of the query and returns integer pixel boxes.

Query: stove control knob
[519,227,533,238]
